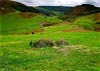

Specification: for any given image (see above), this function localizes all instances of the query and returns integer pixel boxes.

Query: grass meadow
[0,32,100,71]
[0,13,62,34]
[0,12,100,71]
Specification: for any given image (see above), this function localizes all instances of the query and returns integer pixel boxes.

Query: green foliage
[30,39,69,48]
[55,39,69,47]
[32,39,54,48]
[12,4,40,13]
[73,17,95,30]
[36,7,54,16]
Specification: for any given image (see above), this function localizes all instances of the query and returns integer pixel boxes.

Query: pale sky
[12,0,100,7]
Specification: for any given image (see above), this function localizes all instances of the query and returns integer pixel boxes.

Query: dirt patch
[43,21,70,27]
[62,28,91,32]
[57,45,91,54]
[20,29,44,35]
[19,12,35,18]
[94,27,100,32]
[33,29,44,33]
[43,23,57,27]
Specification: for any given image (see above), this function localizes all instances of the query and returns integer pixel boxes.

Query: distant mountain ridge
[1,0,100,16]
[38,6,72,13]
[72,4,100,16]
[0,0,56,16]
[0,0,40,14]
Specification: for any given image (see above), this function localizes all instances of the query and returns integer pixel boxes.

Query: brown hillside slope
[0,0,17,14]
[72,4,100,16]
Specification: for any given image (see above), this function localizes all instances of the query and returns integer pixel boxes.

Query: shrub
[55,39,69,47]
[33,39,54,48]
[30,39,69,48]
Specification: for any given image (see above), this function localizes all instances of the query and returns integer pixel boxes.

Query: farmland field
[0,1,100,71]
[0,26,100,71]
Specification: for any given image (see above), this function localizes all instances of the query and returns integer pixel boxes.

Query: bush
[55,39,69,47]
[30,39,69,48]
[33,39,54,48]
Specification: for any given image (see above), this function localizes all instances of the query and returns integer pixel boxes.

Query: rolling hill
[0,0,100,35]
[72,4,100,16]
[73,13,100,31]
[0,0,62,35]
[38,6,72,13]
[0,0,40,14]
[0,1,100,71]
[0,0,56,16]
[0,12,62,35]
[36,4,100,17]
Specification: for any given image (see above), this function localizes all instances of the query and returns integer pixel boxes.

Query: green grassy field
[0,13,62,34]
[0,12,100,71]
[0,1,100,71]
[0,31,100,71]
[73,13,100,31]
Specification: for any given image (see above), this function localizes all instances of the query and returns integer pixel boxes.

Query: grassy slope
[0,24,100,71]
[0,13,40,34]
[0,13,62,34]
[73,13,100,30]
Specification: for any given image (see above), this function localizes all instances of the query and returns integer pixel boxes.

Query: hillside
[38,6,72,13]
[72,13,100,31]
[36,6,73,17]
[0,12,62,35]
[37,4,100,17]
[0,0,62,35]
[0,0,40,14]
[0,1,100,71]
[72,4,100,16]
[0,0,57,16]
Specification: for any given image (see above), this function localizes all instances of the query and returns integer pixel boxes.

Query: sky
[12,0,100,7]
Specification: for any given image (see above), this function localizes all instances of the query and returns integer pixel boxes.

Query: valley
[0,0,100,71]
